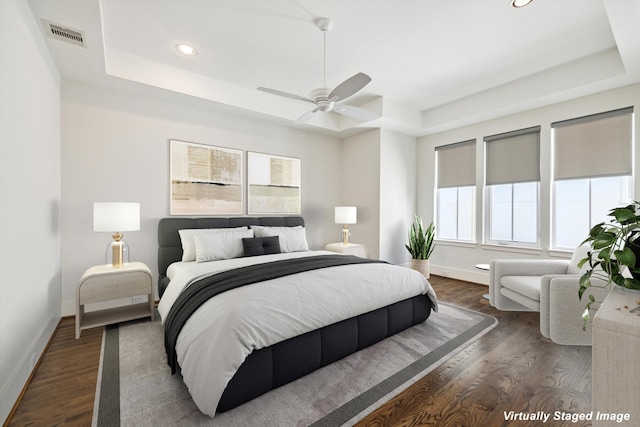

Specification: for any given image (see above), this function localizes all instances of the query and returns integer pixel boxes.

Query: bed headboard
[157,216,305,296]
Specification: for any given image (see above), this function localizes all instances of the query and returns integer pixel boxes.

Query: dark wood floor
[6,320,103,426]
[356,276,592,427]
[6,276,592,427]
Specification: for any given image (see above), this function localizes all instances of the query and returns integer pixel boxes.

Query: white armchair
[489,245,608,345]
[489,258,569,312]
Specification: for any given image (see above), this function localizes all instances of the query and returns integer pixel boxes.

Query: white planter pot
[410,259,430,279]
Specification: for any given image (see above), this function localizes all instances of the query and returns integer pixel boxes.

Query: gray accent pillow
[242,236,281,257]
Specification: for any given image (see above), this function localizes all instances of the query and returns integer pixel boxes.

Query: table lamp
[93,202,140,268]
[335,206,357,245]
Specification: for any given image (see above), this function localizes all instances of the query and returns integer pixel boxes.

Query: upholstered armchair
[489,245,608,345]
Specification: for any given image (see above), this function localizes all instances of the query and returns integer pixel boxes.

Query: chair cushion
[500,275,542,302]
[500,288,540,311]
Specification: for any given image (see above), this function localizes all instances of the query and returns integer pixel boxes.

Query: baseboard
[430,264,490,286]
[1,316,60,426]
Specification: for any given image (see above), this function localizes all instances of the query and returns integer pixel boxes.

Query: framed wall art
[248,151,301,214]
[170,140,243,215]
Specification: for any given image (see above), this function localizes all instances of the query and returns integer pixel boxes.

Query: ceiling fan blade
[328,73,372,101]
[333,104,380,122]
[257,87,316,105]
[295,108,319,124]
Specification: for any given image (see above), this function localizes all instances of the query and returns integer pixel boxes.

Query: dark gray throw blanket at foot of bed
[164,254,386,374]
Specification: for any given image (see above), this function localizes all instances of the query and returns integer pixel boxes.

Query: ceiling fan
[258,18,379,124]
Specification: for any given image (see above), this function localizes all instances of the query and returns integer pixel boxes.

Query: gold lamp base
[107,232,128,268]
[342,225,350,245]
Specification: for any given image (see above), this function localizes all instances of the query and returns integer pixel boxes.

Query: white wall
[341,129,381,258]
[340,129,417,264]
[60,80,343,315]
[418,83,640,285]
[0,0,62,422]
[379,129,417,265]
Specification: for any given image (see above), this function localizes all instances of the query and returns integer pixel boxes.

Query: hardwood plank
[6,319,102,427]
[355,276,592,427]
[5,276,593,427]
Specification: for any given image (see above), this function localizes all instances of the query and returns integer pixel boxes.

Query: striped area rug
[93,302,496,427]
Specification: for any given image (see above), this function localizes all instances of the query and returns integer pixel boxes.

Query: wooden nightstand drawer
[79,271,151,304]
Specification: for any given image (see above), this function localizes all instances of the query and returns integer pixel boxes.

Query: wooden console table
[592,286,640,426]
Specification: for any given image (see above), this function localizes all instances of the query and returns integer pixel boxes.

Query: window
[435,141,475,241]
[552,107,634,249]
[485,127,541,245]
[488,182,538,243]
[554,177,632,249]
[437,186,475,240]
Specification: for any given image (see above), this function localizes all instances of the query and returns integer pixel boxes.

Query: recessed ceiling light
[511,0,534,7]
[176,43,197,56]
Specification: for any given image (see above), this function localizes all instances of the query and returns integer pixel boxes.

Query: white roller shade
[485,127,540,185]
[436,140,476,188]
[553,107,633,180]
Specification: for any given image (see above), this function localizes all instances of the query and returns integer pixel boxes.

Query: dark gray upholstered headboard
[157,216,305,297]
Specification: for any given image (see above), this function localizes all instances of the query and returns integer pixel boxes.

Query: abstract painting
[170,140,243,215]
[248,151,301,214]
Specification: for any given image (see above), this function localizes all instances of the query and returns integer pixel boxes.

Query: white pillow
[251,226,309,253]
[178,227,248,262]
[193,228,254,263]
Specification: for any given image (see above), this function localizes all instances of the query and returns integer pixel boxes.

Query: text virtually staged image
[1,0,639,425]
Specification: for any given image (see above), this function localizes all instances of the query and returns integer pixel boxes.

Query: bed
[156,216,437,417]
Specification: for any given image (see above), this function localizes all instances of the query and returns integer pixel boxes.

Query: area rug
[92,302,496,427]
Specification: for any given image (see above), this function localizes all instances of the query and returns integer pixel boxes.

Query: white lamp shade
[335,206,357,224]
[93,202,140,232]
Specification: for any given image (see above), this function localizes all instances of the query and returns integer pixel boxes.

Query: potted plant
[405,214,435,278]
[578,201,640,325]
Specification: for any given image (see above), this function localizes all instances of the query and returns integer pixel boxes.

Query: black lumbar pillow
[242,236,281,257]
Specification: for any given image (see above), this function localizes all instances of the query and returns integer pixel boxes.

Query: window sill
[548,249,572,259]
[434,239,477,249]
[481,243,542,255]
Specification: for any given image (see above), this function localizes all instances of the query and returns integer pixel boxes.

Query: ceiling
[27,0,640,137]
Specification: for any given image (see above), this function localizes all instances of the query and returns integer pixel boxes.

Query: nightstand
[76,261,154,339]
[324,242,368,258]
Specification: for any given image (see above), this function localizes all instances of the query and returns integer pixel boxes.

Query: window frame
[483,126,541,248]
[434,140,477,243]
[436,185,476,242]
[552,175,633,251]
[484,181,540,247]
[551,107,634,251]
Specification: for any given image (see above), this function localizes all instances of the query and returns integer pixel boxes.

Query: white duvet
[157,250,437,417]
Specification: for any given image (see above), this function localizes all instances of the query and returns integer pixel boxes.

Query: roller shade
[436,140,476,188]
[485,126,540,185]
[553,107,633,180]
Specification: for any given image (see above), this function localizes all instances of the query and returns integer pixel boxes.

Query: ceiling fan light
[176,43,197,56]
[317,102,333,112]
[510,0,533,7]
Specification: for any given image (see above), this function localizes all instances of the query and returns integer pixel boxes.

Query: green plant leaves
[613,205,638,224]
[406,214,435,260]
[614,246,636,267]
[623,277,640,290]
[580,201,640,287]
[578,201,640,326]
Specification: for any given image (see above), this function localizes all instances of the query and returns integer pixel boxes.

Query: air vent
[43,20,87,48]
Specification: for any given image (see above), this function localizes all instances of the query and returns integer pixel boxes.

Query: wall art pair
[169,139,301,215]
